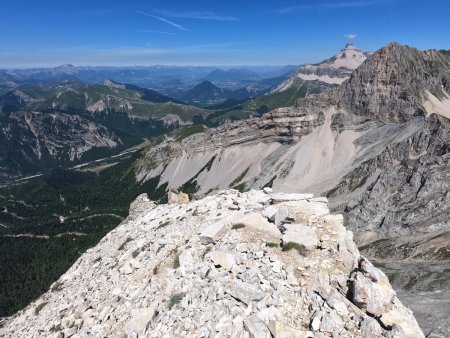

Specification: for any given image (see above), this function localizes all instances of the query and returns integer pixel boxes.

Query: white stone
[124,307,156,335]
[240,212,282,237]
[268,320,308,338]
[209,251,237,270]
[244,315,271,338]
[310,316,321,331]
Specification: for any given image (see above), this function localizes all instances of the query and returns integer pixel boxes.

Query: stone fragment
[224,280,265,305]
[320,310,344,333]
[199,219,230,244]
[310,316,321,331]
[263,187,273,193]
[268,320,308,338]
[263,205,278,221]
[121,262,133,274]
[271,193,313,202]
[359,316,383,338]
[244,315,271,338]
[326,298,349,317]
[209,250,237,270]
[62,327,77,338]
[129,259,143,269]
[274,207,289,226]
[179,249,195,271]
[124,307,156,335]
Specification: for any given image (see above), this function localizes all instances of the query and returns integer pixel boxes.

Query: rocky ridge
[0,189,423,337]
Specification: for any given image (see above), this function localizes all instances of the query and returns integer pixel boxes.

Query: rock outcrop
[0,190,423,337]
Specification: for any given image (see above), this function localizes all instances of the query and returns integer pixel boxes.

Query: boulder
[168,190,189,204]
[240,212,281,237]
[349,258,395,315]
[379,304,425,338]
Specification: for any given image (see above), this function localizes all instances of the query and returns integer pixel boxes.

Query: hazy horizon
[1,0,449,68]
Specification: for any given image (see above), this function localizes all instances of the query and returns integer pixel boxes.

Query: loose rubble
[0,189,424,337]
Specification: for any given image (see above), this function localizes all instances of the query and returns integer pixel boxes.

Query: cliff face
[332,42,450,124]
[0,190,423,337]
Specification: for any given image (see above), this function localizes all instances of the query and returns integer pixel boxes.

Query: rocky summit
[0,189,423,337]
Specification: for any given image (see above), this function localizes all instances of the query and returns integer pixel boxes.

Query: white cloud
[345,34,357,39]
[135,10,191,32]
[278,1,391,14]
[154,10,239,21]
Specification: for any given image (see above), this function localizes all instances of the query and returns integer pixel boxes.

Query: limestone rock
[282,224,318,250]
[268,320,307,338]
[224,280,265,305]
[240,212,281,237]
[350,258,396,315]
[168,190,189,204]
[244,315,271,338]
[209,250,237,270]
[124,307,156,335]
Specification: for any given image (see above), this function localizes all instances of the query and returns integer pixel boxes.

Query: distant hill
[179,80,259,106]
[204,68,261,82]
[0,80,207,180]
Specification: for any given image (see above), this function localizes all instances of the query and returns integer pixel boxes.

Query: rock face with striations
[0,190,423,337]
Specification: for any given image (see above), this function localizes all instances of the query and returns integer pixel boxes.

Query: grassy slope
[206,84,308,126]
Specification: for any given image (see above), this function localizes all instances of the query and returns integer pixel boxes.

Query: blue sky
[1,0,449,67]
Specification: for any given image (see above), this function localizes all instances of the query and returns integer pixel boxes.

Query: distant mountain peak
[343,43,358,50]
[274,44,371,92]
[103,79,126,89]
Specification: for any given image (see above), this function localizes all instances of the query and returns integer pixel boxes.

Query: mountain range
[0,42,449,336]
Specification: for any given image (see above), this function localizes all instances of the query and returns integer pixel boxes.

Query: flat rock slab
[224,280,265,305]
[282,200,330,217]
[271,193,313,203]
[244,315,271,338]
[124,307,156,335]
[199,214,242,244]
[240,212,281,238]
[282,224,318,250]
[268,320,308,338]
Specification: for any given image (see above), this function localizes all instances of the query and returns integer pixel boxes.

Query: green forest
[0,154,168,316]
